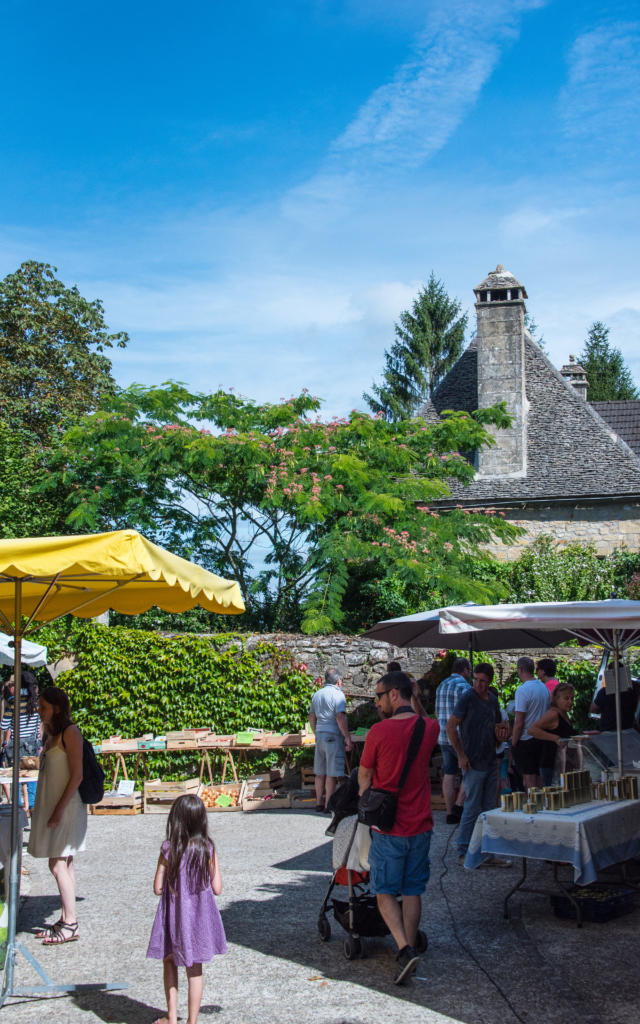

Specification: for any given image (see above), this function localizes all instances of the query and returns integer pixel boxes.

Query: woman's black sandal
[42,921,79,945]
[35,919,63,939]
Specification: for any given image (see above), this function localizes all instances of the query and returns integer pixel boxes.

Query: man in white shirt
[511,656,550,789]
[309,668,353,812]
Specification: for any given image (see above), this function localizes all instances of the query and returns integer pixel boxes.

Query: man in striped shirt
[435,657,471,824]
[1,672,41,813]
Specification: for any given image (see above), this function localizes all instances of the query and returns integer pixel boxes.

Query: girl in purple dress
[147,794,226,1024]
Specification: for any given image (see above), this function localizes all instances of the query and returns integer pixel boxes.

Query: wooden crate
[290,790,316,809]
[199,734,235,748]
[301,767,315,788]
[91,792,142,816]
[101,737,139,752]
[143,777,200,814]
[199,781,245,812]
[242,792,291,812]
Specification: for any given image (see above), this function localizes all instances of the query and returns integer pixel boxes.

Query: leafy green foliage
[49,624,315,778]
[505,536,640,603]
[579,320,638,401]
[45,386,519,633]
[0,261,128,446]
[524,311,547,353]
[0,421,67,536]
[364,273,468,420]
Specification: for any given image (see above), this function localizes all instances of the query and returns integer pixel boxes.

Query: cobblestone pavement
[3,809,638,1023]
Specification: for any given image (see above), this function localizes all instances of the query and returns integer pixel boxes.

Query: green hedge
[42,623,316,779]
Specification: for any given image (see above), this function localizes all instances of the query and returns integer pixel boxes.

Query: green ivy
[37,623,315,780]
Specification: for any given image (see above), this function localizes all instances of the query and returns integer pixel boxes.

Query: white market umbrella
[439,599,640,776]
[0,632,47,667]
[364,603,571,652]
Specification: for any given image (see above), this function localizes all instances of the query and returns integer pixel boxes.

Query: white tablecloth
[466,799,640,884]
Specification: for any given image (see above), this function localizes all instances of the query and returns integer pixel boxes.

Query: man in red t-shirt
[358,671,439,984]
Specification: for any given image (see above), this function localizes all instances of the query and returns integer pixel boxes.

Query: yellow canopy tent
[0,530,244,1005]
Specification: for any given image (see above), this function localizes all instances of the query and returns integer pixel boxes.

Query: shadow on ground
[71,990,222,1023]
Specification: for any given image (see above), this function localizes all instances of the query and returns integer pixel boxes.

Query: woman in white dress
[28,686,87,945]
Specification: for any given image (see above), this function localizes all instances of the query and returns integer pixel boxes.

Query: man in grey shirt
[309,668,353,812]
[512,656,550,789]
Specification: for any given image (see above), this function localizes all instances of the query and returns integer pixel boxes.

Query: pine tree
[579,321,638,401]
[364,273,467,420]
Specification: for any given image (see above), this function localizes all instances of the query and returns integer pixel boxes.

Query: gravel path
[4,808,638,1023]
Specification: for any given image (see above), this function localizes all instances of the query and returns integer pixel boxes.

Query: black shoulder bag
[358,715,426,831]
[62,727,105,805]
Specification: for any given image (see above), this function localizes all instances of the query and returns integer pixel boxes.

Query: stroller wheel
[415,929,428,954]
[343,935,363,960]
[318,916,331,942]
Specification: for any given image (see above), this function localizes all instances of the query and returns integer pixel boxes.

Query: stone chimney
[561,355,589,400]
[473,265,528,479]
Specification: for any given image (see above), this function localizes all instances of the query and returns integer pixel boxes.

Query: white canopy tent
[439,599,640,777]
[0,633,47,668]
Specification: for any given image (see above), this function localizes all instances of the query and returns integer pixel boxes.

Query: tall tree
[47,386,517,633]
[364,273,468,420]
[0,261,128,445]
[579,321,638,401]
[524,311,547,353]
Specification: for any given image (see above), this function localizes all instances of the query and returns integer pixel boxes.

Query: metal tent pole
[1,581,23,1002]
[613,630,623,779]
[0,578,126,1007]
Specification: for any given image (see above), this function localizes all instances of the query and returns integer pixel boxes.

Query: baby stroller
[317,814,428,961]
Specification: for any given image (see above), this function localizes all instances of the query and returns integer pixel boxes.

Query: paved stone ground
[4,809,639,1023]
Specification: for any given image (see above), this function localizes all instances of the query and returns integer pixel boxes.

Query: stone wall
[243,632,601,698]
[483,499,640,561]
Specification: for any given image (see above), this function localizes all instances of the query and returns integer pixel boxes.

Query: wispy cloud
[500,205,587,238]
[559,21,640,156]
[330,0,550,170]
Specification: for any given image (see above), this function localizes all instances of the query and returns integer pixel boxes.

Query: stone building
[420,265,640,559]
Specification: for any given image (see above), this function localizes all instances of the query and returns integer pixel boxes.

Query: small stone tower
[561,355,589,400]
[473,265,528,479]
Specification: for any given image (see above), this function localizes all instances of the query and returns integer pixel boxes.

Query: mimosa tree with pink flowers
[46,384,518,632]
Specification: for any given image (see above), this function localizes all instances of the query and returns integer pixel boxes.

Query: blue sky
[2,0,639,416]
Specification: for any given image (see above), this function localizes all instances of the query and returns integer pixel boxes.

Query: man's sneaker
[457,853,467,866]
[394,945,420,985]
[479,855,512,868]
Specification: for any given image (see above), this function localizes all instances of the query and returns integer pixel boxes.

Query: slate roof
[420,335,640,504]
[589,401,640,459]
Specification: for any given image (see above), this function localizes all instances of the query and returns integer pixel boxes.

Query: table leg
[199,751,214,786]
[553,863,583,927]
[221,750,238,784]
[504,858,528,919]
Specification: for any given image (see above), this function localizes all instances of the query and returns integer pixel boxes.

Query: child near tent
[147,794,226,1024]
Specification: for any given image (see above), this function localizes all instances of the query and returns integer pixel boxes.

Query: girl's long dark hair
[39,686,73,737]
[165,794,213,894]
[21,670,39,717]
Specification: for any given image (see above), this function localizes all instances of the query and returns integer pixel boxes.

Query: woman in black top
[529,683,576,787]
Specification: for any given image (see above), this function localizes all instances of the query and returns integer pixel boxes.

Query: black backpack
[62,728,105,805]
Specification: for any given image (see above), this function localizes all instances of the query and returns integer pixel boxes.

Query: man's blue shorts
[440,742,460,775]
[313,733,345,777]
[368,830,432,896]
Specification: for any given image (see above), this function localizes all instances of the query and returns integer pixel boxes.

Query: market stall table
[465,800,640,924]
[99,732,368,788]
